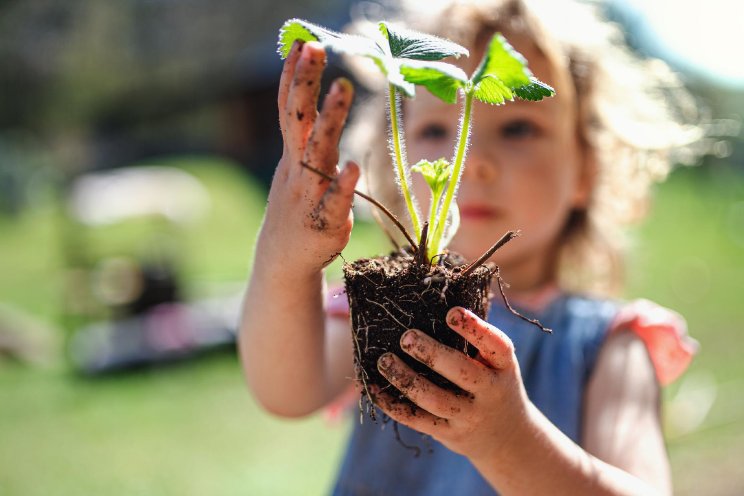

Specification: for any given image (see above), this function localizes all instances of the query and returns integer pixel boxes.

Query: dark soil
[342,250,493,408]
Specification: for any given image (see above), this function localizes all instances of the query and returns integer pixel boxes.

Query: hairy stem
[431,90,474,254]
[426,189,443,260]
[388,84,421,240]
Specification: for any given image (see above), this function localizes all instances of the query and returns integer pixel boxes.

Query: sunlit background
[1,0,742,494]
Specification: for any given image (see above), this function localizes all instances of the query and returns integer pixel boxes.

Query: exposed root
[393,420,422,457]
[365,297,410,330]
[494,267,552,334]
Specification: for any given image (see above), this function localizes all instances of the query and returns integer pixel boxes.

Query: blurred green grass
[0,157,742,495]
[626,165,744,494]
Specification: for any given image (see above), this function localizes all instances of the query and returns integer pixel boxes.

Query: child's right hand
[259,41,359,275]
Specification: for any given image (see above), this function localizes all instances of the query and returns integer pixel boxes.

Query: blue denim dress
[332,294,618,496]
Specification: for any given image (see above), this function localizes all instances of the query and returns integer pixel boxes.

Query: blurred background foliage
[0,0,742,495]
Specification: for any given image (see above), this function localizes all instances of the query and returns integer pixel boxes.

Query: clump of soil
[342,250,492,408]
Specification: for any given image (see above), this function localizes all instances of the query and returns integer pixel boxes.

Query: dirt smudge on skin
[308,178,339,231]
[308,209,328,231]
[322,252,341,268]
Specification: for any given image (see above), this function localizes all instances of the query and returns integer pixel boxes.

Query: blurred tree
[0,0,357,180]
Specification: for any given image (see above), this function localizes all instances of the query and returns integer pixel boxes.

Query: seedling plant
[277,19,553,430]
[279,19,553,261]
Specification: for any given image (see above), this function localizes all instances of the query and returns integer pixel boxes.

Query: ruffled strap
[323,284,355,422]
[326,284,350,318]
[609,299,698,386]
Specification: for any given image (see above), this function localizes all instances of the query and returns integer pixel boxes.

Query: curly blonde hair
[341,0,701,295]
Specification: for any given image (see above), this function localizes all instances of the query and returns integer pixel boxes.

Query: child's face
[405,38,588,290]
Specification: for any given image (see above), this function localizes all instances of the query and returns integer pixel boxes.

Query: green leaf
[379,22,469,61]
[277,19,382,60]
[473,75,513,105]
[399,60,468,103]
[513,78,555,101]
[468,33,554,105]
[278,19,418,95]
[471,33,530,89]
[277,20,318,58]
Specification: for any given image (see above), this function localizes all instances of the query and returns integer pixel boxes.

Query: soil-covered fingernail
[447,307,464,325]
[400,330,418,348]
[333,77,353,95]
[378,353,393,370]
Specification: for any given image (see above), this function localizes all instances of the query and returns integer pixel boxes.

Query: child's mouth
[459,205,500,220]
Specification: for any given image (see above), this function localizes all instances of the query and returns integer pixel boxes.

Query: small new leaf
[469,33,555,105]
[379,22,469,61]
[411,158,451,195]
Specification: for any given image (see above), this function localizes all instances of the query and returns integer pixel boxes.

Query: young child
[240,0,699,494]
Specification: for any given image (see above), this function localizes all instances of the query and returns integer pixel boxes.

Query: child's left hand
[373,306,531,463]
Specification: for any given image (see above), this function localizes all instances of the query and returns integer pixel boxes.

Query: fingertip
[344,160,360,177]
[377,352,394,371]
[400,329,419,348]
[446,306,465,326]
[333,77,354,97]
[302,41,326,60]
[287,39,304,59]
[339,162,360,188]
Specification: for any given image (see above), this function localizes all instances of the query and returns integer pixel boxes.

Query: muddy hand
[374,307,531,463]
[262,40,359,273]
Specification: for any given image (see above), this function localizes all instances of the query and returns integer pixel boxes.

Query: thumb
[315,161,359,229]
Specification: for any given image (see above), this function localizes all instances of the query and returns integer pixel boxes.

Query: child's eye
[500,119,539,140]
[417,123,449,141]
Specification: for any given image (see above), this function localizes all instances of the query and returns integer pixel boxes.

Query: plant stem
[461,230,519,277]
[388,83,421,240]
[426,189,443,260]
[431,90,474,255]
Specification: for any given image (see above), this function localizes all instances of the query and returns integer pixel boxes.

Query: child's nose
[462,138,499,182]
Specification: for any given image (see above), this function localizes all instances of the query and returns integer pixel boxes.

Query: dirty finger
[400,329,487,394]
[310,161,359,231]
[278,41,304,144]
[303,77,354,179]
[377,352,464,419]
[371,388,449,437]
[285,41,326,165]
